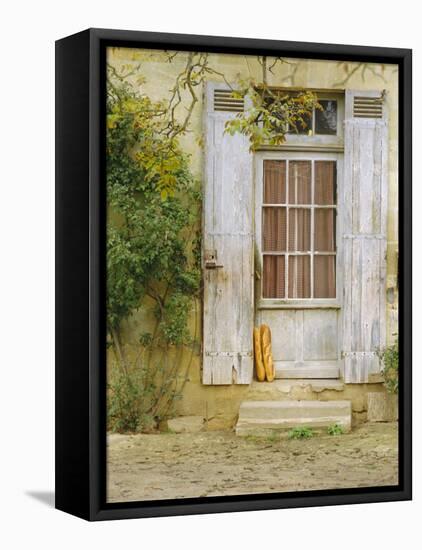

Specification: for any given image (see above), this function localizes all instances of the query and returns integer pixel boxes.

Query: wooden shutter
[342,90,388,383]
[202,83,254,384]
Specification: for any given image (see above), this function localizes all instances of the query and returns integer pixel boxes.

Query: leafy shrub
[107,370,153,433]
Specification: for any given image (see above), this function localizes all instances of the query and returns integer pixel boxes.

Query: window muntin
[262,159,337,300]
[288,100,338,136]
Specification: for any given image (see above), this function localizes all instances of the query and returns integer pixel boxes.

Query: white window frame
[255,150,343,310]
[283,92,345,147]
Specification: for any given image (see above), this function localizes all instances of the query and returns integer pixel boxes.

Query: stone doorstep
[239,400,351,418]
[248,378,345,395]
[275,365,340,379]
[236,400,352,436]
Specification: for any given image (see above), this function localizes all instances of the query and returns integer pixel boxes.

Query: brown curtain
[315,161,336,205]
[289,161,311,204]
[314,255,336,298]
[264,160,286,203]
[263,207,287,251]
[262,161,287,297]
[262,159,336,300]
[288,255,311,298]
[314,161,336,297]
[288,208,311,251]
[314,208,336,251]
[263,255,285,298]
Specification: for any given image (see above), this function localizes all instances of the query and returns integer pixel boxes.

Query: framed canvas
[55,28,412,521]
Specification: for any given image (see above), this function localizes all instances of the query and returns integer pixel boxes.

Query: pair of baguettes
[253,324,275,382]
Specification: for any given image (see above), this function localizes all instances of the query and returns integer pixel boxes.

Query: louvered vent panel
[353,96,383,119]
[213,89,244,112]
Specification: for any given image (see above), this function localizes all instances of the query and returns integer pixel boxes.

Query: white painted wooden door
[254,151,342,379]
[342,90,388,383]
[202,83,254,385]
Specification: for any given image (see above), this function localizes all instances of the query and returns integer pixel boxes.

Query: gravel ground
[107,422,398,503]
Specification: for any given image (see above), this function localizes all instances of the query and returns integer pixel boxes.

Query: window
[262,91,343,143]
[289,99,338,136]
[261,158,337,300]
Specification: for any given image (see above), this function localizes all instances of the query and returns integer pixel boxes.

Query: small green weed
[287,426,314,440]
[327,423,345,436]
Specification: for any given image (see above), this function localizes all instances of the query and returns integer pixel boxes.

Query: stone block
[367,392,398,422]
[167,415,204,433]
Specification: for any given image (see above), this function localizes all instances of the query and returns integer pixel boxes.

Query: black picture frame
[55,28,412,521]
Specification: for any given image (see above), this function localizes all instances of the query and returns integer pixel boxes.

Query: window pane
[264,160,286,203]
[263,207,287,251]
[288,208,311,251]
[263,255,285,298]
[315,100,337,135]
[289,161,311,204]
[315,161,336,205]
[288,255,311,298]
[314,255,336,298]
[288,112,312,134]
[315,209,336,251]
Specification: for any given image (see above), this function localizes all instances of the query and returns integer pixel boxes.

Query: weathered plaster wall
[107,47,399,424]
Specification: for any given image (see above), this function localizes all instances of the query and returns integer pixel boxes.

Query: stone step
[236,400,351,436]
[248,379,345,399]
[275,364,340,379]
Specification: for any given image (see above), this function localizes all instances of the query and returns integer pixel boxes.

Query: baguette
[253,327,266,382]
[260,324,275,382]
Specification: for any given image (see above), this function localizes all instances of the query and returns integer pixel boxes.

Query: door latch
[204,250,224,269]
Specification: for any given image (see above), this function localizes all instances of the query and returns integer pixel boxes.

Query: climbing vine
[106,53,319,432]
[106,64,201,432]
[225,80,320,150]
[161,51,320,150]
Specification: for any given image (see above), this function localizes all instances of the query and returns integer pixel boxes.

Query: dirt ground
[107,422,398,503]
